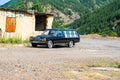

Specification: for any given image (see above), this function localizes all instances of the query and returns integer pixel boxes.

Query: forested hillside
[68,0,120,37]
[0,0,113,25]
[1,0,119,37]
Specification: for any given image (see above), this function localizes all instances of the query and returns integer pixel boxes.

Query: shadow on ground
[26,45,70,49]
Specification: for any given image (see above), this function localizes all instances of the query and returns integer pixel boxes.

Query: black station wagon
[30,28,80,48]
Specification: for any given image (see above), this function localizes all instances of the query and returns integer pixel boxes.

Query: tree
[31,4,44,12]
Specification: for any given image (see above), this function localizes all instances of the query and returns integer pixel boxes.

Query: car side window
[64,31,67,38]
[71,31,74,37]
[49,30,57,36]
[63,31,70,38]
[64,30,78,38]
[67,31,70,38]
[57,31,64,37]
[73,31,78,37]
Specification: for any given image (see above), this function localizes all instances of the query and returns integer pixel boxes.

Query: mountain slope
[0,0,113,25]
[68,0,120,37]
[1,0,113,13]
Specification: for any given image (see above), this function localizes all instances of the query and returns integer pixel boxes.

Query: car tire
[32,43,37,47]
[73,43,75,45]
[47,40,53,48]
[68,41,74,48]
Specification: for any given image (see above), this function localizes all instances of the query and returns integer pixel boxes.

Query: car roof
[47,28,76,31]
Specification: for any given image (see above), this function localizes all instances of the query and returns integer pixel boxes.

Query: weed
[23,38,31,46]
[118,64,120,68]
[0,37,22,44]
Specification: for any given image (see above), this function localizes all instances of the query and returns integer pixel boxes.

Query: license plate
[32,41,39,43]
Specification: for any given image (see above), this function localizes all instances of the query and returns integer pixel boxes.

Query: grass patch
[118,64,120,68]
[88,61,120,68]
[0,37,30,45]
[0,37,22,44]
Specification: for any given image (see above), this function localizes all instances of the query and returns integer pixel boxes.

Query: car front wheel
[47,40,53,48]
[68,41,74,48]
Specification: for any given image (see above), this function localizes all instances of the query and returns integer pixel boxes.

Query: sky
[0,0,10,5]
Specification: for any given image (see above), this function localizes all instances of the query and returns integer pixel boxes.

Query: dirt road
[0,37,120,80]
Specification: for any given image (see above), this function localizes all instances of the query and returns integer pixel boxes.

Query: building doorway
[35,15,47,31]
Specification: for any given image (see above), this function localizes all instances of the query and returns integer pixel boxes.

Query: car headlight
[29,36,35,41]
[43,38,46,42]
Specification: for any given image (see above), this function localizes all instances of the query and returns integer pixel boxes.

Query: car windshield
[42,29,57,36]
[42,29,49,35]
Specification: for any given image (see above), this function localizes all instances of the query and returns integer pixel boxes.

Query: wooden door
[6,17,16,32]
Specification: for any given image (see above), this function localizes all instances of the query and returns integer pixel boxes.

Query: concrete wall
[0,11,6,37]
[16,14,35,40]
[46,15,54,29]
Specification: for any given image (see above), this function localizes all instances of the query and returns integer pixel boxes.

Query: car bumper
[31,41,47,45]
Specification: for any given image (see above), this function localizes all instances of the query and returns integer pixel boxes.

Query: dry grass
[63,59,120,80]
[63,70,120,80]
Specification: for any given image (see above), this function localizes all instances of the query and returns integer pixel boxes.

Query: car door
[53,30,65,44]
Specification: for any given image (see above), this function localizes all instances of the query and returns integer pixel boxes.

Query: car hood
[35,35,53,39]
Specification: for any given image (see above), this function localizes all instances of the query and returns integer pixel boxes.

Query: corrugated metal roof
[0,8,54,16]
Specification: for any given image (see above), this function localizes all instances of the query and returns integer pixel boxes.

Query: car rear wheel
[32,43,37,47]
[47,40,53,48]
[68,41,74,48]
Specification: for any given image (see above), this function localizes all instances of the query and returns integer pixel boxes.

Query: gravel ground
[0,36,120,80]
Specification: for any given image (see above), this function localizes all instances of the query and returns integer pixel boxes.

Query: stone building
[0,8,54,40]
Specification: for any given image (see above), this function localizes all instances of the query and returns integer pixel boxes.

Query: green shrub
[99,30,118,37]
[109,31,118,37]
[0,38,6,43]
